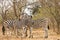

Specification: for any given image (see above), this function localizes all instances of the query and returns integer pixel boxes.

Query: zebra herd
[2,14,49,38]
[2,0,49,38]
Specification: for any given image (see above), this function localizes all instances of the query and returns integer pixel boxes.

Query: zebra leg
[28,27,33,38]
[43,25,48,38]
[15,27,18,36]
[13,25,17,36]
[15,28,18,36]
[22,26,27,37]
[2,26,5,35]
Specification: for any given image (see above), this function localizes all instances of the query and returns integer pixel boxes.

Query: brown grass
[0,25,60,40]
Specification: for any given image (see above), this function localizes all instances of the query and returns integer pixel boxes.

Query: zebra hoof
[44,36,48,38]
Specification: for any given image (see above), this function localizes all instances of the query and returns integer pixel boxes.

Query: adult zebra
[19,14,33,38]
[2,19,23,36]
[20,14,49,38]
[2,20,14,35]
[20,0,41,38]
[20,0,49,38]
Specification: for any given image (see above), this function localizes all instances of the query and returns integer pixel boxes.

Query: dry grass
[0,25,60,40]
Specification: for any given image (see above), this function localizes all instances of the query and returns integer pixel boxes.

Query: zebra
[19,14,33,38]
[20,0,41,38]
[33,18,49,38]
[20,14,49,38]
[2,19,23,36]
[12,19,25,36]
[2,20,14,35]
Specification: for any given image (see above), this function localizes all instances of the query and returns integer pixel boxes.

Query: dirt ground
[0,25,60,40]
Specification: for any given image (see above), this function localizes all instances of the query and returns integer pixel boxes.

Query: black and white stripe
[3,20,14,29]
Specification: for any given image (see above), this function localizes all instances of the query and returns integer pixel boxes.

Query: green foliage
[32,7,51,20]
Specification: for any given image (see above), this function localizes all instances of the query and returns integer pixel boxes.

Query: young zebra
[13,19,24,36]
[33,18,49,38]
